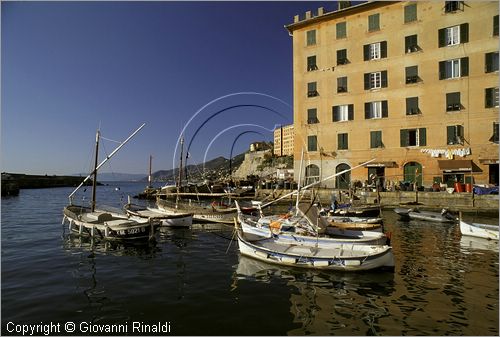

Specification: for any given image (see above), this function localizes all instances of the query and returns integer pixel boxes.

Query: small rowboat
[124,203,193,227]
[394,208,456,223]
[460,220,499,240]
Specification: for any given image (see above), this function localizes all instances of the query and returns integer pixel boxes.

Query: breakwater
[1,173,93,196]
[255,188,499,214]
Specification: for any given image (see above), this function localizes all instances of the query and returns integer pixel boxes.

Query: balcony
[307,90,319,97]
[406,75,419,84]
[446,103,461,112]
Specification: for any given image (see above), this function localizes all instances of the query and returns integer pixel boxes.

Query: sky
[1,1,338,175]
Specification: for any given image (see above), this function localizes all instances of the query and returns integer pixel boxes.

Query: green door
[404,162,422,186]
[336,163,351,189]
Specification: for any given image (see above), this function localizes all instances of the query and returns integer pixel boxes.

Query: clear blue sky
[2,1,336,175]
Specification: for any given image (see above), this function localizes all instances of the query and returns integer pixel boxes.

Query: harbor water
[2,182,498,335]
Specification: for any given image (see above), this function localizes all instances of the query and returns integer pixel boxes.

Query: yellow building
[274,124,294,156]
[286,1,499,189]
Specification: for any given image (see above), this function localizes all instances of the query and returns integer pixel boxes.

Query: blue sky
[2,1,336,175]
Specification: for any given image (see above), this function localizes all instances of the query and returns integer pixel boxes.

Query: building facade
[286,1,499,189]
[274,124,295,156]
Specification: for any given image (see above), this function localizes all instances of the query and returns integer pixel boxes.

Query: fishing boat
[328,204,381,217]
[459,220,499,240]
[156,198,237,224]
[124,202,193,228]
[236,228,395,272]
[394,208,456,223]
[62,124,158,241]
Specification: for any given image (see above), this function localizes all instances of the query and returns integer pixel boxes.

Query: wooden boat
[124,202,193,227]
[325,215,383,224]
[236,229,395,272]
[328,204,381,217]
[326,221,383,233]
[459,220,499,240]
[394,208,456,223]
[62,124,159,241]
[156,198,237,224]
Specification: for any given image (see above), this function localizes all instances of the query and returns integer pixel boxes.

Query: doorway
[404,162,423,187]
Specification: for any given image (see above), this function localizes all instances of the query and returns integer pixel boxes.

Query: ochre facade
[286,1,499,188]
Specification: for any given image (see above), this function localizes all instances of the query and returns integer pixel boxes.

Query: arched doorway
[335,163,351,189]
[305,164,320,185]
[404,162,423,186]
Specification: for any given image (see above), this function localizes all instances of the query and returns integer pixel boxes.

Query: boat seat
[87,212,114,222]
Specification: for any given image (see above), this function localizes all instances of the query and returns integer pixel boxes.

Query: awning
[479,158,499,165]
[438,160,474,172]
[362,161,397,168]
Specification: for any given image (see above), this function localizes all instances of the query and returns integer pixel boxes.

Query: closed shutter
[332,106,339,122]
[364,73,370,90]
[363,44,369,61]
[460,57,469,76]
[418,128,426,146]
[348,104,354,120]
[400,129,408,147]
[365,103,371,119]
[381,101,388,118]
[460,23,469,43]
[447,125,456,144]
[485,88,494,108]
[439,61,446,80]
[438,28,446,47]
[381,41,387,58]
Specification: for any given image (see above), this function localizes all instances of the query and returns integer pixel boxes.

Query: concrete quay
[1,173,94,195]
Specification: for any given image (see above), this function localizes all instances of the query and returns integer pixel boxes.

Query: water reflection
[233,255,395,335]
[460,236,499,253]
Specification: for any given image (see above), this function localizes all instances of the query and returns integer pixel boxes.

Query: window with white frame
[370,43,381,60]
[446,25,460,45]
[370,72,382,89]
[446,59,460,78]
[338,105,349,121]
[370,101,382,119]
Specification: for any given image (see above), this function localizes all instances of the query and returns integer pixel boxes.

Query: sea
[1,181,498,336]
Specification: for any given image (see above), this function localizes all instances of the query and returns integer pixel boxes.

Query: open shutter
[439,61,446,80]
[400,129,408,147]
[363,44,369,61]
[419,128,427,146]
[381,41,387,58]
[381,71,388,87]
[364,73,370,90]
[365,103,370,119]
[460,57,469,76]
[485,88,493,108]
[460,23,469,43]
[381,100,388,118]
[447,125,455,144]
[438,28,446,47]
[370,131,377,148]
[348,104,354,120]
[332,106,339,122]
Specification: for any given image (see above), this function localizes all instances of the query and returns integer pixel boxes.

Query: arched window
[404,162,422,186]
[305,164,320,185]
[335,163,351,189]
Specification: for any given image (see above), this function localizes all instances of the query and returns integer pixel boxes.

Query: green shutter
[381,41,387,58]
[404,3,417,23]
[438,28,446,47]
[485,88,493,108]
[400,129,408,147]
[447,125,456,144]
[419,128,426,146]
[336,22,346,39]
[368,14,379,31]
[382,100,388,118]
[460,23,469,43]
[460,57,469,77]
[306,30,316,46]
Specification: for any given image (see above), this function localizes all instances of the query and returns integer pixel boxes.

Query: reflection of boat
[63,234,158,257]
[460,235,499,252]
[394,208,456,223]
[236,229,395,271]
[124,202,192,228]
[62,124,159,241]
[460,220,499,240]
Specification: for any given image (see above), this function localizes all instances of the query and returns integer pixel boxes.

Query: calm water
[2,182,498,335]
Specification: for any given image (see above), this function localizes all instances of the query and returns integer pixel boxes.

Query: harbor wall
[1,173,93,192]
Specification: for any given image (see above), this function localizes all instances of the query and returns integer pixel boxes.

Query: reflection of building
[274,124,294,157]
[286,1,499,188]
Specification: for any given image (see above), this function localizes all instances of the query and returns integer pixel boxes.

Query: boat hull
[460,220,499,240]
[394,208,456,223]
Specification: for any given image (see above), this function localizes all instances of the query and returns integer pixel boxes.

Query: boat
[394,208,456,223]
[62,124,158,241]
[156,198,237,224]
[459,220,499,240]
[328,204,381,217]
[326,221,383,233]
[124,202,193,228]
[324,215,383,224]
[236,228,395,272]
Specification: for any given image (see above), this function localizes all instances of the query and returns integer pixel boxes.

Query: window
[364,71,387,90]
[307,108,318,124]
[444,1,463,13]
[494,15,499,36]
[400,128,426,147]
[337,77,348,93]
[336,22,347,39]
[406,97,419,115]
[368,13,380,32]
[446,92,461,111]
[404,3,417,23]
[337,49,348,65]
[492,123,499,143]
[406,65,419,84]
[365,101,388,119]
[447,125,464,145]
[307,82,318,97]
[307,56,318,71]
[307,135,317,151]
[439,58,468,79]
[485,87,499,108]
[338,133,348,150]
[332,104,354,122]
[438,24,468,47]
[485,52,499,73]
[370,131,383,148]
[363,41,387,60]
[405,35,419,53]
[306,30,316,46]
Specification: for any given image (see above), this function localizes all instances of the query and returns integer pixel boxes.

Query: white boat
[394,208,456,223]
[236,229,395,272]
[459,220,499,240]
[124,202,193,227]
[62,124,159,241]
[325,215,383,224]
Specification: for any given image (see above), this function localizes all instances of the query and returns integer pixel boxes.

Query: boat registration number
[119,228,145,235]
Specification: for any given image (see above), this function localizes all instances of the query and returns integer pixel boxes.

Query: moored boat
[459,220,499,240]
[394,208,456,223]
[124,202,193,227]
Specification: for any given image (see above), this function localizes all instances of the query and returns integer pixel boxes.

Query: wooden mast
[91,129,100,212]
[148,155,153,188]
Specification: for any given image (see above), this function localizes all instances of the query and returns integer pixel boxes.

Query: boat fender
[385,231,392,246]
[270,221,281,235]
[279,213,291,219]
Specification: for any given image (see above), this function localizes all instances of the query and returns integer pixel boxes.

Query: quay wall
[255,188,499,213]
[1,173,93,191]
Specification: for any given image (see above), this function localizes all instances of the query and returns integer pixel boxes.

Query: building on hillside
[285,1,499,189]
[249,141,272,152]
[273,124,295,156]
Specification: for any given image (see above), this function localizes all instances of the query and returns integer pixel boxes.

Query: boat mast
[148,155,153,188]
[176,137,184,207]
[91,129,100,212]
[295,148,304,216]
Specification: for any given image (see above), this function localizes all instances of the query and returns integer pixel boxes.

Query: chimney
[318,7,324,16]
[338,1,352,10]
[305,11,311,19]
[294,14,300,23]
